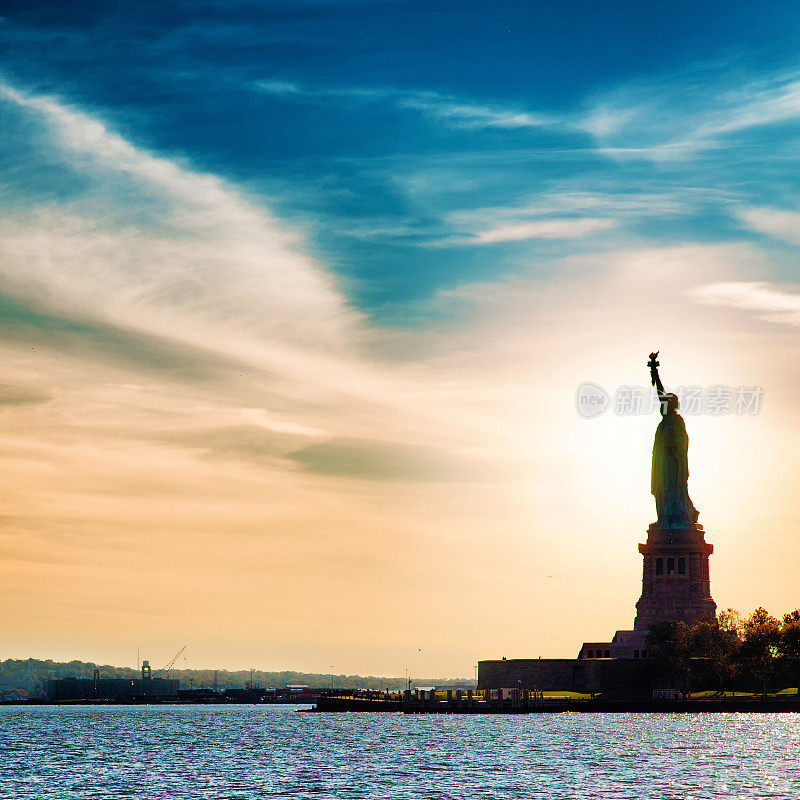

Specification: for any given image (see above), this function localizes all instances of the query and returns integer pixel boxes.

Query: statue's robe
[651,411,698,527]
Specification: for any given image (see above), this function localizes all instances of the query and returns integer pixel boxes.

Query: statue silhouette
[647,352,699,528]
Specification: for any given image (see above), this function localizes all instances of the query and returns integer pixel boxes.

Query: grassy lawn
[689,689,800,698]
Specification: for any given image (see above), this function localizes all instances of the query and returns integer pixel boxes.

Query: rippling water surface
[1,706,799,799]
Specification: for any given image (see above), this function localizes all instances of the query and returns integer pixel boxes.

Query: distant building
[46,663,179,701]
[578,629,649,661]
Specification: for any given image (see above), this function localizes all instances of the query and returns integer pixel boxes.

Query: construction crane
[154,645,187,676]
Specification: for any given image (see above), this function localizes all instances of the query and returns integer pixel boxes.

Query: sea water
[1,705,798,799]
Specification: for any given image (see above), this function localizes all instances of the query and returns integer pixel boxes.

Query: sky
[2,1,800,678]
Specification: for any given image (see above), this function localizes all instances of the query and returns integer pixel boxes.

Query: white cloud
[397,96,552,129]
[580,105,637,139]
[436,187,717,248]
[0,84,783,480]
[0,80,570,465]
[691,281,800,325]
[255,78,556,130]
[254,80,302,95]
[700,78,800,137]
[447,188,715,230]
[259,67,800,164]
[0,82,375,386]
[472,217,616,244]
[737,207,800,245]
[581,70,800,160]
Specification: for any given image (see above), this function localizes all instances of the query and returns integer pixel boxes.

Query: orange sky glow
[2,82,800,679]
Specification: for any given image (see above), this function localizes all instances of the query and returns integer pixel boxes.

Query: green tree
[688,615,740,693]
[646,621,694,690]
[717,608,744,638]
[738,607,781,698]
[778,611,800,694]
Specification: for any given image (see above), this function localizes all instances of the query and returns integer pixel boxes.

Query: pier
[312,688,800,714]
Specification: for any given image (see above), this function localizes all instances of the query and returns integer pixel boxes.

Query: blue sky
[3,2,800,673]
[5,0,800,312]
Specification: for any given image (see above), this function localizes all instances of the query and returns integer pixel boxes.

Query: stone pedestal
[634,523,715,630]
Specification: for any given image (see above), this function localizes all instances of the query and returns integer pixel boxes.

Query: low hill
[0,658,472,695]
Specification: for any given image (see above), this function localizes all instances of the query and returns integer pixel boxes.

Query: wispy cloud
[692,281,800,325]
[698,77,800,137]
[0,80,554,473]
[581,70,800,160]
[434,190,651,246]
[471,217,615,244]
[397,95,552,129]
[0,81,366,375]
[445,188,710,230]
[254,79,556,130]
[254,80,304,96]
[257,67,800,155]
[409,181,732,250]
[737,207,800,245]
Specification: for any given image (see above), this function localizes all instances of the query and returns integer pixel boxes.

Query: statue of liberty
[647,352,699,528]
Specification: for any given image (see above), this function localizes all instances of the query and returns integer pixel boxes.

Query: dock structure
[311,688,800,714]
[314,688,566,714]
[403,688,553,713]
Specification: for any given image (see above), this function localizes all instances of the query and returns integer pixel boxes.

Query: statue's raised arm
[647,351,665,396]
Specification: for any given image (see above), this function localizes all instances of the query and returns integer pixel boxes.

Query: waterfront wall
[477,659,582,692]
[478,658,651,698]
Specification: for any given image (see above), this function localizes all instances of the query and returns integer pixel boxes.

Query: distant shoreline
[5,696,800,713]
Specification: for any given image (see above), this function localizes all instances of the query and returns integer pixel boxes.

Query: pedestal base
[633,524,716,630]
